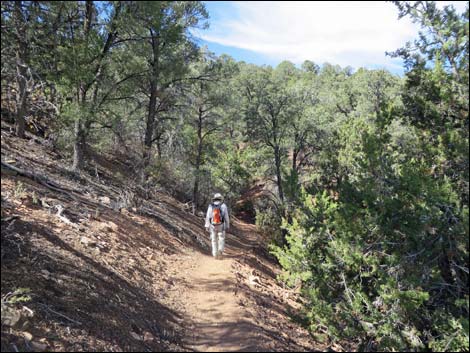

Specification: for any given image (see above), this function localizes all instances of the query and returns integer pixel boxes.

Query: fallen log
[1,160,79,198]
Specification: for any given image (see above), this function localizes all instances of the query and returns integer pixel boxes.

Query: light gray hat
[213,193,223,201]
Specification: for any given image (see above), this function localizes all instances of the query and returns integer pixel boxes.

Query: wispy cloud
[195,1,467,71]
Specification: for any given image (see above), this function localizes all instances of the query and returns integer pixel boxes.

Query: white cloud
[197,1,467,70]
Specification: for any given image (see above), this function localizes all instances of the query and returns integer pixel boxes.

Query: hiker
[205,193,230,259]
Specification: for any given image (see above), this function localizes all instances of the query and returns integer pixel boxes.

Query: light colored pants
[210,224,225,257]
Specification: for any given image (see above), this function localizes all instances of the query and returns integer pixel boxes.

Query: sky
[191,1,468,75]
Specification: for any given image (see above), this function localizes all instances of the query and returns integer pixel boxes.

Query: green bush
[256,206,283,246]
[271,113,469,351]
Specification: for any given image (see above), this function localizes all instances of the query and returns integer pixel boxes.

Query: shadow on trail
[191,320,281,352]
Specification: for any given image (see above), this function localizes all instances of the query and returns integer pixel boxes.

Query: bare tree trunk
[72,108,93,172]
[72,119,86,172]
[141,29,160,184]
[142,83,157,183]
[292,148,298,173]
[274,144,289,245]
[14,1,28,138]
[72,1,93,173]
[192,175,200,215]
[192,107,204,214]
[15,68,27,138]
[292,130,299,172]
[84,0,93,36]
[274,145,284,204]
[69,1,122,172]
[72,74,89,172]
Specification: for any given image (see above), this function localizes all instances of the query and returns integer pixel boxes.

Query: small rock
[143,331,154,342]
[30,341,48,352]
[107,221,119,232]
[98,196,111,205]
[40,270,51,279]
[1,304,22,327]
[80,236,96,247]
[130,332,142,341]
[21,331,33,341]
[21,306,34,318]
[248,275,261,287]
[96,242,108,251]
[98,221,119,233]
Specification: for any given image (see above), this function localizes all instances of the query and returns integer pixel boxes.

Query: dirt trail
[184,254,254,352]
[174,224,319,352]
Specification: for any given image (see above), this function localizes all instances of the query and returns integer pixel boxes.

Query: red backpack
[211,203,224,225]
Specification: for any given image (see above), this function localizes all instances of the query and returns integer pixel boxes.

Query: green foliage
[273,98,468,351]
[273,126,468,349]
[2,288,32,305]
[13,181,27,199]
[256,206,283,246]
[209,145,253,200]
[283,169,301,206]
[31,191,39,205]
[272,5,469,347]
[428,299,469,352]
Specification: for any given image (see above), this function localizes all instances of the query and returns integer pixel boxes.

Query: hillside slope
[1,128,324,352]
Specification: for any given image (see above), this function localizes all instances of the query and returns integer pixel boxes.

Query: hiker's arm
[223,204,230,230]
[205,205,211,228]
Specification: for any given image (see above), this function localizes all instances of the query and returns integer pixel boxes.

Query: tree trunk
[192,174,200,215]
[292,131,299,172]
[142,83,157,184]
[192,108,204,214]
[14,1,28,138]
[274,145,284,204]
[72,119,86,172]
[141,28,160,184]
[292,148,298,173]
[84,1,93,37]
[72,1,94,172]
[274,144,289,245]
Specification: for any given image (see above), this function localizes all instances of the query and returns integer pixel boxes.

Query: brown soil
[1,128,325,352]
[179,224,320,352]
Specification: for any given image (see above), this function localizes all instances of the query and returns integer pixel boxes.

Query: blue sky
[192,1,468,75]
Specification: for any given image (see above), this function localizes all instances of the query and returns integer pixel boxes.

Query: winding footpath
[172,222,321,352]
